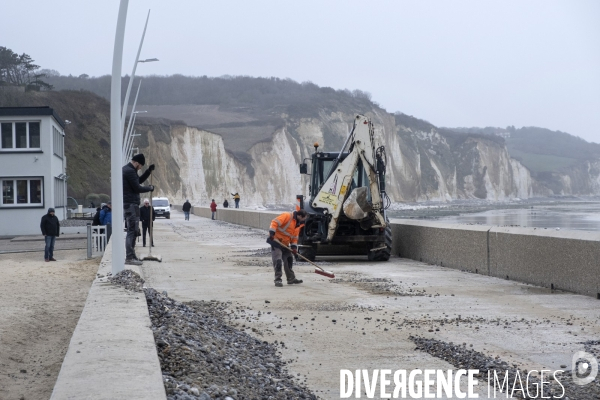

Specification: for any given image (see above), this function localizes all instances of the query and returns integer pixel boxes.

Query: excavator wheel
[368,218,392,261]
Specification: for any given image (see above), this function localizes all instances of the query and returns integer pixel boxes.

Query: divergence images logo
[572,351,598,386]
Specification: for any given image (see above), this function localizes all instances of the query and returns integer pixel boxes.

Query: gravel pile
[331,272,427,296]
[240,248,272,257]
[146,289,318,400]
[411,336,600,399]
[108,269,144,292]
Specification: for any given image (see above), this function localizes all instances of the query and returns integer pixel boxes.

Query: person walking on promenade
[40,207,60,262]
[231,192,240,208]
[140,198,155,247]
[223,199,229,208]
[210,199,217,220]
[99,201,112,242]
[182,199,192,220]
[123,153,155,265]
[267,209,307,287]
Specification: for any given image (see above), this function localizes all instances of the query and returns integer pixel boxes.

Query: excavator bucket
[343,187,372,220]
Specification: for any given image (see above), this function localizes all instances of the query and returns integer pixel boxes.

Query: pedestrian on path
[231,192,240,208]
[40,207,60,262]
[223,199,229,208]
[267,210,307,287]
[182,199,192,220]
[210,199,217,220]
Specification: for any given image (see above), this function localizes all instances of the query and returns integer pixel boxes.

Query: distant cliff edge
[3,76,599,205]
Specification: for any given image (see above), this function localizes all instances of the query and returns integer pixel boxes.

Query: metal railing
[87,224,108,259]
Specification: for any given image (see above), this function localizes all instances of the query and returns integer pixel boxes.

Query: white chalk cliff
[136,111,598,207]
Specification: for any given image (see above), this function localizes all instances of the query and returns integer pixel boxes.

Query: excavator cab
[306,153,371,203]
[297,115,391,261]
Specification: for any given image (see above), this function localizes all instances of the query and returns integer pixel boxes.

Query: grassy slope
[506,127,600,174]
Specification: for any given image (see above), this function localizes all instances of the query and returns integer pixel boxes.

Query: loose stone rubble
[110,270,317,400]
[108,269,144,292]
[411,336,600,399]
[331,271,427,296]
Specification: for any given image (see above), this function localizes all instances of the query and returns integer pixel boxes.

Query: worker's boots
[274,280,283,287]
[287,279,303,285]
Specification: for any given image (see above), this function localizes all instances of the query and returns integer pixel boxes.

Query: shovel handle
[273,239,326,272]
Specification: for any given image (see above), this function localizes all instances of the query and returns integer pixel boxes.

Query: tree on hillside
[0,46,53,90]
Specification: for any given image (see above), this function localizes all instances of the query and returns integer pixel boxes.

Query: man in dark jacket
[140,198,155,247]
[40,208,60,262]
[123,153,155,265]
[92,206,102,226]
[182,199,192,220]
[223,199,229,208]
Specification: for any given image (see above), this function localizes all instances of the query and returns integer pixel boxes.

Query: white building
[0,106,67,236]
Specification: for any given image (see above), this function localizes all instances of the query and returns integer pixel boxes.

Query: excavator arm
[311,115,386,241]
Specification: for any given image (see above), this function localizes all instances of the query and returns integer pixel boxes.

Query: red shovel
[272,239,335,279]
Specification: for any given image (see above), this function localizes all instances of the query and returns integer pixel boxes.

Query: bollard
[87,223,92,259]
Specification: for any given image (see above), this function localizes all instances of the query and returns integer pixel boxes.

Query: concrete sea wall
[178,206,600,298]
[393,219,600,298]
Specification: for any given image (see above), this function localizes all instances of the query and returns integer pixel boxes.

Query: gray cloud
[2,0,598,142]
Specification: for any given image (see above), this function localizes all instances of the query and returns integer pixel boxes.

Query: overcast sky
[3,1,599,142]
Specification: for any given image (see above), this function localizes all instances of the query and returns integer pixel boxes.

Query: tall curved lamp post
[110,0,129,274]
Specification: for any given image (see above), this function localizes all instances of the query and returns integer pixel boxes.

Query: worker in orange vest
[267,209,307,287]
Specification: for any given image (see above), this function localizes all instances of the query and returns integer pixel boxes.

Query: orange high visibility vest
[270,212,303,247]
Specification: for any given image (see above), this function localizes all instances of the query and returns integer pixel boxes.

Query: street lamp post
[110,0,129,275]
[122,78,144,158]
[124,111,146,160]
[126,131,141,161]
[120,9,156,135]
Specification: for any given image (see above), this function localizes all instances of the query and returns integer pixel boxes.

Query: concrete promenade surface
[51,209,600,399]
[181,206,600,298]
[130,211,597,398]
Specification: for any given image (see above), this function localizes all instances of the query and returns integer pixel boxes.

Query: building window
[54,177,66,207]
[53,126,64,158]
[0,122,41,150]
[1,178,43,207]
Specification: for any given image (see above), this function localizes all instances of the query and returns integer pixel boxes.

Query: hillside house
[0,107,67,236]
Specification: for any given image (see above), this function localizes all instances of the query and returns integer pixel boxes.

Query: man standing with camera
[122,153,155,265]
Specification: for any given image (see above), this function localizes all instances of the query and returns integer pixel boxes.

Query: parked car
[152,197,171,219]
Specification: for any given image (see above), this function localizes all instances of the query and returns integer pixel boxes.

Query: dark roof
[0,106,66,128]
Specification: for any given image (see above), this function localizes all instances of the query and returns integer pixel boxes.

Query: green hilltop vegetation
[450,126,600,175]
[45,74,378,119]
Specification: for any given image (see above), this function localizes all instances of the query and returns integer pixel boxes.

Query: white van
[152,197,171,219]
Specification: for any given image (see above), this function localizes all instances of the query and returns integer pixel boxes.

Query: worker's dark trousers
[124,203,140,259]
[271,247,296,283]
